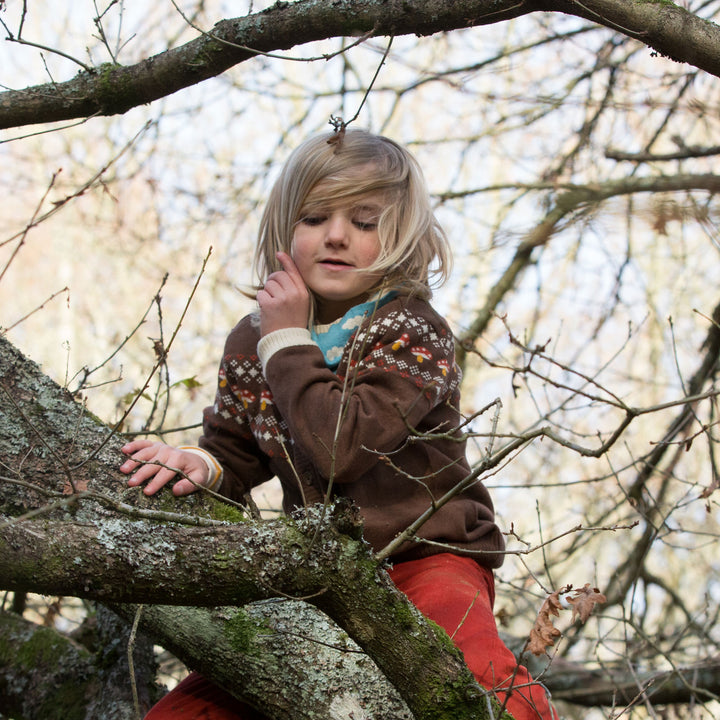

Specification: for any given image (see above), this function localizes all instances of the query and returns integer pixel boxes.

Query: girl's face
[291,192,385,324]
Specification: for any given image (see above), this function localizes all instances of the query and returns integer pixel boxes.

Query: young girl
[120,129,555,720]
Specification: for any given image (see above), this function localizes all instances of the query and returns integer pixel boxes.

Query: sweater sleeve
[263,303,461,484]
[257,327,317,372]
[198,324,275,503]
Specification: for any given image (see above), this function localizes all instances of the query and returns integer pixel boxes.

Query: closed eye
[353,220,377,231]
[352,204,381,231]
[299,215,327,227]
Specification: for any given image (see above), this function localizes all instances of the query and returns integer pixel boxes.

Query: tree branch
[0,333,509,720]
[456,173,720,369]
[0,605,160,720]
[1,0,720,131]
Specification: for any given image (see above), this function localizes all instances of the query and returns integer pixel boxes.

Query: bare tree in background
[1,1,719,718]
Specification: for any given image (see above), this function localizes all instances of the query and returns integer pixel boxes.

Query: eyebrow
[298,201,384,216]
[352,206,382,219]
[353,204,382,214]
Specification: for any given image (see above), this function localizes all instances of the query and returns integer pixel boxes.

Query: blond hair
[253,128,450,300]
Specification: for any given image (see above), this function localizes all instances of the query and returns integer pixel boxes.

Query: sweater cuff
[178,446,223,491]
[257,327,317,373]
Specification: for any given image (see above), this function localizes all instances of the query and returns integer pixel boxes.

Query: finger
[139,467,180,496]
[123,443,175,481]
[260,273,288,296]
[120,442,163,474]
[144,462,207,496]
[173,477,203,496]
[121,456,152,476]
[121,439,155,456]
[119,458,137,475]
[125,461,166,485]
[276,252,306,288]
[260,272,298,302]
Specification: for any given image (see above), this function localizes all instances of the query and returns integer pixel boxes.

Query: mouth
[319,258,354,268]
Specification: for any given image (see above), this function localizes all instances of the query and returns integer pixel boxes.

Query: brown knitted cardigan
[199,295,505,567]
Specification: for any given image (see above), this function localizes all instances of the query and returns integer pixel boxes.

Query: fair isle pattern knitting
[344,308,461,403]
[216,353,292,455]
[213,303,461,460]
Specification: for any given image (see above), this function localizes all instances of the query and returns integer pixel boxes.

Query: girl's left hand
[120,440,210,496]
[257,251,310,335]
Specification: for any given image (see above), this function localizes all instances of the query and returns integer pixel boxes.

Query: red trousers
[146,554,555,719]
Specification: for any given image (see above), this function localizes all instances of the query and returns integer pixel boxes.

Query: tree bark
[1,0,719,130]
[0,609,100,720]
[113,600,414,720]
[0,605,160,720]
[4,594,720,719]
[0,333,504,720]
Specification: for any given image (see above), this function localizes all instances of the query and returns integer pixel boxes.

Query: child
[120,129,555,720]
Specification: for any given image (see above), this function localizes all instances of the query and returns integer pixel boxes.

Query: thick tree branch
[0,609,99,720]
[0,334,507,720]
[113,600,415,720]
[0,605,159,720]
[1,0,719,131]
[607,143,720,163]
[551,661,720,706]
[122,602,720,714]
[550,0,720,70]
[6,595,719,719]
[0,506,509,719]
[0,0,528,131]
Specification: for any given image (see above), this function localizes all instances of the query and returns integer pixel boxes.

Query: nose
[325,212,349,246]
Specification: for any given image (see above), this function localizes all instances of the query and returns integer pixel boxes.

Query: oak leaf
[568,583,607,623]
[527,582,607,656]
[527,587,565,656]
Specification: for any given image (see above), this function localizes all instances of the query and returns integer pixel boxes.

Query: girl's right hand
[120,440,210,496]
[257,251,310,336]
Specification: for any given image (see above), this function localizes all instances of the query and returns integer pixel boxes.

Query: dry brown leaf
[63,478,89,494]
[527,582,607,656]
[700,473,719,499]
[568,583,607,623]
[527,587,566,656]
[495,606,511,628]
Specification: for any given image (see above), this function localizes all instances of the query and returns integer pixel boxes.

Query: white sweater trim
[257,327,317,374]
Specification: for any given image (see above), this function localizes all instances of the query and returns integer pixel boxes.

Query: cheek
[359,237,381,268]
[290,231,311,266]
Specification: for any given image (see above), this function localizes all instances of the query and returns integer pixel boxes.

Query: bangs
[298,163,405,219]
[299,182,394,219]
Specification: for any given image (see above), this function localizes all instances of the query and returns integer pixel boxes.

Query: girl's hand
[120,440,210,496]
[257,251,310,336]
